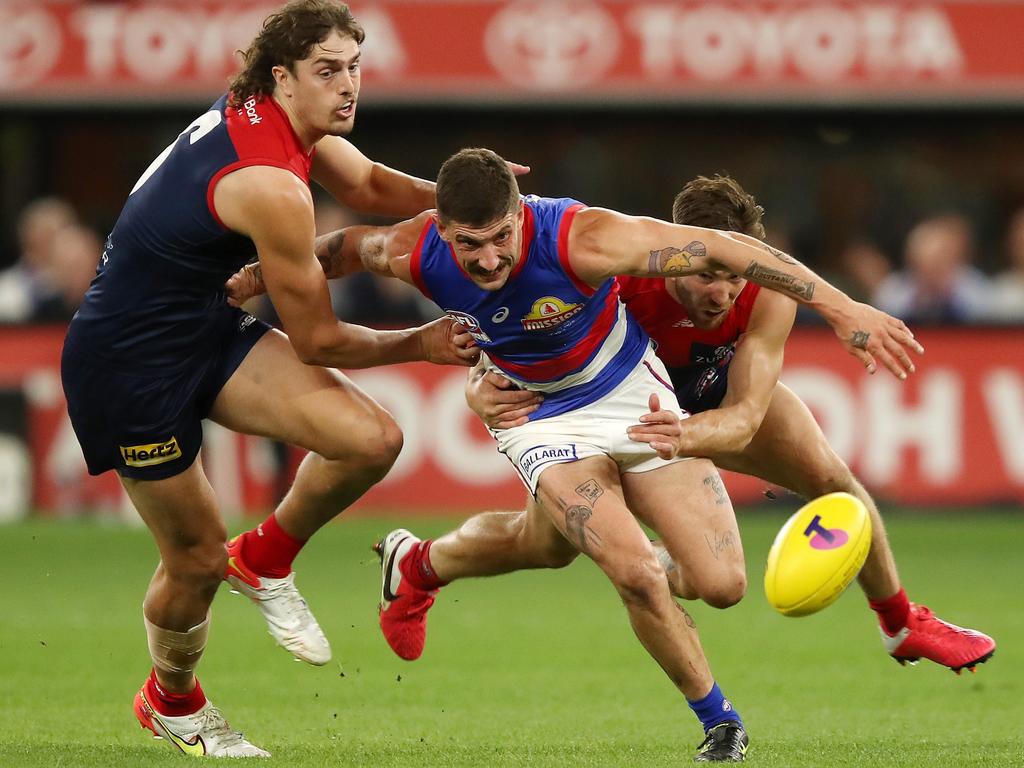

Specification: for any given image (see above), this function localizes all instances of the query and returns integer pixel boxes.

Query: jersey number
[130,110,223,195]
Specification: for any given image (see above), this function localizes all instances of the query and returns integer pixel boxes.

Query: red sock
[239,513,307,578]
[399,539,448,591]
[146,669,206,717]
[869,587,910,635]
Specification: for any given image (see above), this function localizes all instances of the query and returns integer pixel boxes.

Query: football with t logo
[764,492,872,617]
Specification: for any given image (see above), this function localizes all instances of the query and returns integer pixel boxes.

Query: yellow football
[764,492,872,617]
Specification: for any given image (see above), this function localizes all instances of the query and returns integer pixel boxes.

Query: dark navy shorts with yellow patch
[61,311,270,480]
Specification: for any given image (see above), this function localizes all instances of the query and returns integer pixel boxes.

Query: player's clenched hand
[627,393,685,460]
[465,364,543,430]
[419,317,480,366]
[225,262,265,307]
[829,300,924,380]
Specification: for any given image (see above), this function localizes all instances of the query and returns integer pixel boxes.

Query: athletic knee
[319,410,404,471]
[164,538,228,595]
[797,459,857,498]
[695,568,747,609]
[535,539,579,569]
[517,518,578,569]
[606,554,668,611]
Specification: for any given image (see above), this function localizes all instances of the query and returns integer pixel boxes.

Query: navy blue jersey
[67,94,312,371]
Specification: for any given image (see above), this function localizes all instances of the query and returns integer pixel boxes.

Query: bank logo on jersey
[521,296,583,331]
[445,310,492,343]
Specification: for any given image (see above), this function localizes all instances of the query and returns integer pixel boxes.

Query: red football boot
[373,529,437,661]
[882,603,996,673]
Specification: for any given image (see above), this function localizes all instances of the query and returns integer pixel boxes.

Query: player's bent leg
[122,457,227,692]
[373,498,579,661]
[537,457,746,760]
[122,459,268,756]
[210,330,405,664]
[714,383,995,672]
[535,456,716,700]
[431,497,579,579]
[210,329,404,538]
[625,459,746,609]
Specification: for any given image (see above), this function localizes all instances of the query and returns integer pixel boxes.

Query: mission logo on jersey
[521,297,583,331]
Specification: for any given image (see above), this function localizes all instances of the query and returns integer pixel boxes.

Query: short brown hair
[436,148,519,227]
[672,175,766,239]
[228,0,364,106]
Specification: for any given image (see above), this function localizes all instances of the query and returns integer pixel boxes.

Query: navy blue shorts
[61,309,270,480]
[674,363,731,415]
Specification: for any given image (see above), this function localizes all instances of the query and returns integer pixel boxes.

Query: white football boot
[134,687,270,757]
[225,535,331,665]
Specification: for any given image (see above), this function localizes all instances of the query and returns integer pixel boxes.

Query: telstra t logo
[803,514,849,550]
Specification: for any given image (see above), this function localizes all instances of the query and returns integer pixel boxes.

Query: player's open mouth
[336,100,355,118]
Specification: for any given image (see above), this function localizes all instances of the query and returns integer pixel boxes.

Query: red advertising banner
[2,1,1024,106]
[1,325,1022,520]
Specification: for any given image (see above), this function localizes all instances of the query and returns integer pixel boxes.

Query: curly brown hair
[672,175,766,239]
[228,0,364,107]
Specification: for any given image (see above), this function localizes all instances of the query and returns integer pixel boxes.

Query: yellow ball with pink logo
[764,492,872,617]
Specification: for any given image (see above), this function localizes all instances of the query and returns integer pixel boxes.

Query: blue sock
[687,682,742,732]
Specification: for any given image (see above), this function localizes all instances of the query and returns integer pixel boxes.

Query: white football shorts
[491,346,693,494]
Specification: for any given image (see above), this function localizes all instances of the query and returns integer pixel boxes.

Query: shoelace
[261,575,312,623]
[914,605,974,638]
[195,706,247,749]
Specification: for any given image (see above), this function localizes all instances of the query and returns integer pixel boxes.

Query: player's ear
[271,65,293,96]
[433,213,449,242]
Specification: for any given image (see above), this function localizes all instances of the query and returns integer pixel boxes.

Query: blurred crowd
[2,196,1023,327]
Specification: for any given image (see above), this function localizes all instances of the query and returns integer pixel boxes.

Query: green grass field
[1,510,1021,767]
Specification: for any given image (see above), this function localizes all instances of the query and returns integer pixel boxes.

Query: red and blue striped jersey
[410,196,650,420]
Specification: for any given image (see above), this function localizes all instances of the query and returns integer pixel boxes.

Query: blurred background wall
[1,0,1022,520]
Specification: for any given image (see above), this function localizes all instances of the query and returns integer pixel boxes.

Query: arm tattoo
[763,243,798,265]
[703,474,728,506]
[314,230,346,277]
[647,240,707,275]
[564,504,602,554]
[743,261,815,301]
[575,479,604,504]
[358,233,388,275]
[851,330,870,350]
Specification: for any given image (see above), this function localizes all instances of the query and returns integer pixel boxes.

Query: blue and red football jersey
[410,196,650,420]
[69,94,312,370]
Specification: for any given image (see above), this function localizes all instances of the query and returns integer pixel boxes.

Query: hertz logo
[120,438,182,467]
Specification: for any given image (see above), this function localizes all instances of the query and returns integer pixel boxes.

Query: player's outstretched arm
[568,208,923,379]
[312,137,436,218]
[627,290,794,458]
[312,138,531,219]
[215,167,471,368]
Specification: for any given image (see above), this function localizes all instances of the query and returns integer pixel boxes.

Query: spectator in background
[31,224,102,323]
[835,239,893,305]
[0,198,78,323]
[873,214,992,324]
[990,209,1024,323]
